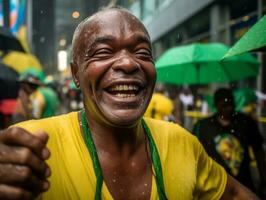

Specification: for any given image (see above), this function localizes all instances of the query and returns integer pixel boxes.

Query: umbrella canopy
[0,27,25,53]
[0,62,19,99]
[0,62,19,81]
[224,15,266,58]
[156,43,259,85]
[2,51,42,73]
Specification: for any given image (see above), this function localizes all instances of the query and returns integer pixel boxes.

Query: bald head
[71,7,150,65]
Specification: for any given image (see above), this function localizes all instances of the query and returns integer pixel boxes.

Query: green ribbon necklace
[80,109,167,200]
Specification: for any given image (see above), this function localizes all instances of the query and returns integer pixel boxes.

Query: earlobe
[70,61,80,88]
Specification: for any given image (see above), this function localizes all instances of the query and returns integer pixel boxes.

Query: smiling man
[0,6,260,200]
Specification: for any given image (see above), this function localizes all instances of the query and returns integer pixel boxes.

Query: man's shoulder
[144,118,204,163]
[234,112,254,121]
[144,117,188,132]
[144,117,197,143]
[12,112,78,134]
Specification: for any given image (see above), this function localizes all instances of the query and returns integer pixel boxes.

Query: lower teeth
[115,94,135,98]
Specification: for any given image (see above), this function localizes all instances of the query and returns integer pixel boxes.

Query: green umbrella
[234,88,257,111]
[156,43,259,85]
[224,15,266,58]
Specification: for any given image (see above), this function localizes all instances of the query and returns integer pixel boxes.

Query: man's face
[20,81,39,95]
[216,98,235,119]
[72,10,156,127]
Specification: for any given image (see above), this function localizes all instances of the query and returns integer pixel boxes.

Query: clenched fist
[0,127,50,200]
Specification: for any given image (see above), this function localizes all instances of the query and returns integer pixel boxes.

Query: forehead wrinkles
[73,10,150,64]
[93,10,149,38]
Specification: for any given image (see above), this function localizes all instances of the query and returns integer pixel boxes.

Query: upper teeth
[109,85,139,91]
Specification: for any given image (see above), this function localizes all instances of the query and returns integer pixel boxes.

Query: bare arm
[220,174,260,200]
[17,89,32,119]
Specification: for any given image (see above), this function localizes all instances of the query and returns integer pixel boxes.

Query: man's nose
[111,52,140,73]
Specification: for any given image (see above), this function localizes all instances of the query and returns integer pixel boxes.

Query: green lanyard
[80,110,167,200]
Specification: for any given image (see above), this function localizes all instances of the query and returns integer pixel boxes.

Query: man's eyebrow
[135,35,151,48]
[87,34,151,50]
[90,36,116,47]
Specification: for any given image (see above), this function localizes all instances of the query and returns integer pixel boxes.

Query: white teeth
[128,85,133,90]
[110,84,139,91]
[115,93,136,98]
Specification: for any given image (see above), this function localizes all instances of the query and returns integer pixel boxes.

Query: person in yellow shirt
[0,6,260,200]
[145,93,174,121]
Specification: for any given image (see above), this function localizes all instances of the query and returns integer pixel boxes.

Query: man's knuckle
[15,190,23,199]
[9,127,21,138]
[32,139,43,150]
[20,148,31,163]
[14,188,29,200]
[20,167,32,181]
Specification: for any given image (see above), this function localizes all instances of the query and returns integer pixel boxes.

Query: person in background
[0,7,261,200]
[67,80,83,111]
[193,88,266,199]
[12,68,59,123]
[179,87,194,130]
[144,92,174,122]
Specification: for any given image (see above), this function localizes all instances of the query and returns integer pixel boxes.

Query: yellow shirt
[145,93,174,120]
[30,90,45,118]
[15,112,227,200]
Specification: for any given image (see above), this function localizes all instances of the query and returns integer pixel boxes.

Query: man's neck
[86,116,145,158]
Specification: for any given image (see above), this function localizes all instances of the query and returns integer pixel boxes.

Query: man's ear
[70,61,80,87]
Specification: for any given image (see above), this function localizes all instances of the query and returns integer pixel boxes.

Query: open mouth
[106,84,142,98]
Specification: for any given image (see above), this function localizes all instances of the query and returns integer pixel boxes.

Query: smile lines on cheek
[107,84,140,98]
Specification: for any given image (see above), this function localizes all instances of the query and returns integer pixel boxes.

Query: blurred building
[0,0,112,74]
[118,0,266,92]
[32,0,109,74]
[118,0,263,57]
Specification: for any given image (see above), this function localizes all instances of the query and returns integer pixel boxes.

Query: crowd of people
[0,5,265,200]
[0,68,84,129]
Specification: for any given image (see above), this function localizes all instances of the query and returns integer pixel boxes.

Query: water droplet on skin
[131,162,136,167]
[113,179,116,183]
[142,191,145,195]
[144,183,148,187]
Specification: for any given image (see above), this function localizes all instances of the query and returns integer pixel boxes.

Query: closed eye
[92,48,113,58]
[135,49,153,60]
